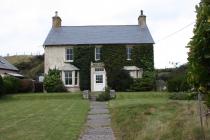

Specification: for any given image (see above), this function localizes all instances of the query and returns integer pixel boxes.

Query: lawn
[0,93,89,140]
[109,92,210,140]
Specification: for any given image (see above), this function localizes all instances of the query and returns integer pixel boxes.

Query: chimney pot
[52,11,62,28]
[138,10,146,27]
[141,10,143,15]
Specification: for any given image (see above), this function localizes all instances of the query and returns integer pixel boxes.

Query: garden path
[79,101,115,140]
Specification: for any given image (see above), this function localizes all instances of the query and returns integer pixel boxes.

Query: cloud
[0,0,200,68]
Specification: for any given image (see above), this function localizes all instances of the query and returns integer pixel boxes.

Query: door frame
[90,62,106,92]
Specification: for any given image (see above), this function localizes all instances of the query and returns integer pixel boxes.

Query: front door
[93,74,105,91]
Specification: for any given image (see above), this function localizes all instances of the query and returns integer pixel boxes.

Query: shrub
[19,79,34,93]
[0,75,4,96]
[169,92,197,100]
[110,70,133,91]
[3,76,20,94]
[167,74,190,92]
[43,69,66,92]
[96,87,112,101]
[130,71,155,91]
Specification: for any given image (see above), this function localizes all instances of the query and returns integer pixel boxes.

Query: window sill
[64,60,73,63]
[65,85,79,87]
[126,59,131,61]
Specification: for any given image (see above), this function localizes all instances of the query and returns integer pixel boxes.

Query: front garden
[0,93,89,140]
[109,92,210,140]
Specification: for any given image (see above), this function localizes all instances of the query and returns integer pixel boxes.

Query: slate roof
[43,25,154,46]
[0,56,18,71]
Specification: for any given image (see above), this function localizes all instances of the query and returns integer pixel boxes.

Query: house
[0,56,23,78]
[43,11,154,92]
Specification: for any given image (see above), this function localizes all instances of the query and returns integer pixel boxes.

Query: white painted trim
[62,70,79,87]
[65,47,74,62]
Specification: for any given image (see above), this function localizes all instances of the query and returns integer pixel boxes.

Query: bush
[169,92,197,100]
[3,76,20,94]
[19,79,34,93]
[167,74,190,92]
[130,71,155,91]
[110,70,133,91]
[0,75,4,96]
[43,69,66,92]
[96,88,112,101]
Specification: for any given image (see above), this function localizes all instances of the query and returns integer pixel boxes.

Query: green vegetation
[43,69,66,92]
[0,93,89,140]
[73,46,95,90]
[187,0,210,106]
[102,45,154,91]
[109,92,210,140]
[167,64,190,92]
[5,55,44,79]
[3,76,20,94]
[0,75,4,96]
[73,45,154,91]
[131,71,155,91]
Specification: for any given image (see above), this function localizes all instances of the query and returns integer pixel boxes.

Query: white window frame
[95,47,101,61]
[64,71,73,86]
[65,48,74,62]
[96,74,103,83]
[126,47,132,60]
[63,70,79,87]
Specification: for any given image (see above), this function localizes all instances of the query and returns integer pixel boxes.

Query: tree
[0,75,4,96]
[187,0,210,107]
[43,68,66,92]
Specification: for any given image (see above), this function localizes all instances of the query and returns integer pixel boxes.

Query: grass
[0,93,89,140]
[109,92,210,140]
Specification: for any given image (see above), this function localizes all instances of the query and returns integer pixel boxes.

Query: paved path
[79,101,115,140]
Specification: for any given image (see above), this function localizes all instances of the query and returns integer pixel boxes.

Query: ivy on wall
[73,44,154,91]
[72,46,95,90]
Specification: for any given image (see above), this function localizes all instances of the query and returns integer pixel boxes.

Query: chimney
[52,11,62,28]
[138,10,146,27]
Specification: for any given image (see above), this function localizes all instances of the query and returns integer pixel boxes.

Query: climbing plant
[73,46,95,90]
[73,44,154,91]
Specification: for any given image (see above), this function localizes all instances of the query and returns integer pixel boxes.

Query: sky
[0,0,200,68]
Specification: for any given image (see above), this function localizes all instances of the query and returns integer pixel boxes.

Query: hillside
[4,55,44,79]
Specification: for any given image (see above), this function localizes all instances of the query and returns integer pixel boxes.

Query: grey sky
[0,0,200,68]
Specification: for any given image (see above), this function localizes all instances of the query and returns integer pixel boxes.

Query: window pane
[127,47,132,60]
[75,71,78,85]
[95,68,104,71]
[95,48,101,60]
[96,75,103,83]
[64,71,72,85]
[66,48,73,61]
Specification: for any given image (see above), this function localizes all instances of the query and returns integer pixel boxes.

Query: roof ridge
[60,25,140,27]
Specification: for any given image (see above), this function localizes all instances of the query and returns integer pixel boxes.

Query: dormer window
[126,47,132,60]
[66,48,73,62]
[95,47,101,61]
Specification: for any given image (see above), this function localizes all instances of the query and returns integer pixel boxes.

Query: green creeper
[187,0,210,107]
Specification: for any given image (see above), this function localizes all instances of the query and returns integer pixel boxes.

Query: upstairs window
[126,47,132,60]
[66,48,73,62]
[95,47,101,61]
